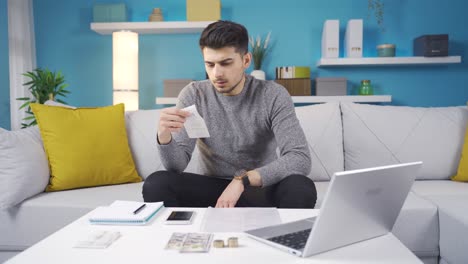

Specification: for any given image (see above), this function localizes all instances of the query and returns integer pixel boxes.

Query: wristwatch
[234,169,250,187]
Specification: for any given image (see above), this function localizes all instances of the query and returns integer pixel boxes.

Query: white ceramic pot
[251,70,266,80]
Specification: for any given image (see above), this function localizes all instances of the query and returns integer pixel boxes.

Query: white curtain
[8,0,36,130]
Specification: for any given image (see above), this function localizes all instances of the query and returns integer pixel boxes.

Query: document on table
[182,105,210,138]
[74,230,121,249]
[200,207,282,233]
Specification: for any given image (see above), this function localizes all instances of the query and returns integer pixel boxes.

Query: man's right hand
[157,108,191,145]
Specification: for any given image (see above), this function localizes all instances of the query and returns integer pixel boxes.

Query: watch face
[242,175,250,187]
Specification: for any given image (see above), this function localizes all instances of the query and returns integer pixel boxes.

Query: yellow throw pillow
[31,103,141,191]
[452,124,468,182]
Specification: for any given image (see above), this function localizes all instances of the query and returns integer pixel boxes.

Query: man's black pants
[142,171,317,208]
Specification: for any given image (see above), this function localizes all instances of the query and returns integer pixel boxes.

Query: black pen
[133,204,146,215]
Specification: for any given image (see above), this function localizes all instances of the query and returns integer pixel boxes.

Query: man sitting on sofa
[143,20,316,208]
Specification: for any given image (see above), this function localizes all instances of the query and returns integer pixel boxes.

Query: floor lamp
[113,30,139,111]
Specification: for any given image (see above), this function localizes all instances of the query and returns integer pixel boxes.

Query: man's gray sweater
[157,74,311,186]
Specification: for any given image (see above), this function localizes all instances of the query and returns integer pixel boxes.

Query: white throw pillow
[124,109,203,179]
[125,110,163,179]
[295,102,344,181]
[0,126,50,209]
[341,102,468,180]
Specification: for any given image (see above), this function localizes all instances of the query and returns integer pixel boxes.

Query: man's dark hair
[199,20,249,54]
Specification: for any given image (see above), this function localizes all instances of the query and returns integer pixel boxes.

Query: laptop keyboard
[267,228,312,250]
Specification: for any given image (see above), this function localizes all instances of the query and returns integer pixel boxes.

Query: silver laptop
[245,161,422,257]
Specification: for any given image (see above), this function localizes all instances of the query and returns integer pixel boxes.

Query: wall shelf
[90,21,215,35]
[156,97,178,105]
[317,56,462,67]
[155,95,392,105]
[291,95,391,103]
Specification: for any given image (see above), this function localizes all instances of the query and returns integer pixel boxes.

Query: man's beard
[213,73,245,95]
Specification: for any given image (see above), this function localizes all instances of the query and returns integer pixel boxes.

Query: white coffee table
[5,207,422,264]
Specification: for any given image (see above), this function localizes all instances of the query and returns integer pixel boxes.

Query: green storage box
[93,3,127,22]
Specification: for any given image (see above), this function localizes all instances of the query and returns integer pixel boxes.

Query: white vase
[251,70,266,80]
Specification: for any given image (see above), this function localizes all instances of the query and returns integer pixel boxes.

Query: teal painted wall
[2,0,468,128]
[0,0,10,130]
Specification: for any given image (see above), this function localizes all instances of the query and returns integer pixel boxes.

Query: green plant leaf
[17,67,71,120]
[19,101,31,110]
[23,80,35,86]
[58,83,69,90]
[23,115,36,121]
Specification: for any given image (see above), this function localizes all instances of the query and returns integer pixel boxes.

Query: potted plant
[249,32,271,80]
[16,68,70,128]
[368,0,385,33]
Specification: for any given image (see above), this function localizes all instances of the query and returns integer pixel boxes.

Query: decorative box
[377,44,396,57]
[316,77,347,96]
[276,66,310,79]
[275,79,311,96]
[163,79,193,97]
[93,3,127,22]
[186,0,221,21]
[413,34,449,57]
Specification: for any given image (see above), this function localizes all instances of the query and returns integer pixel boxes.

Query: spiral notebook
[89,200,164,225]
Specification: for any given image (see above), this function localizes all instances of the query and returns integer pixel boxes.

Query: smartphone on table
[164,211,195,225]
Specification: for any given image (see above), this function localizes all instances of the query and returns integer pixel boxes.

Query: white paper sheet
[182,105,210,138]
[74,230,121,249]
[200,207,282,233]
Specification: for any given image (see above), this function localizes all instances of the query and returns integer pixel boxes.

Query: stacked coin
[213,237,239,248]
[227,237,238,248]
[149,8,163,22]
[213,239,225,248]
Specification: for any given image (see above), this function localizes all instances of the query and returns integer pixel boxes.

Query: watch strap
[241,174,250,187]
[234,169,250,187]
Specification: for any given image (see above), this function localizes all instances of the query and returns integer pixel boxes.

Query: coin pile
[212,237,239,248]
[213,239,224,248]
[227,237,238,248]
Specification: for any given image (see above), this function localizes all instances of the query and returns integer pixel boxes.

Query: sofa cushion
[392,192,439,258]
[31,103,142,191]
[295,102,344,181]
[341,102,468,180]
[0,182,143,250]
[312,181,330,208]
[125,110,163,179]
[439,258,449,264]
[124,109,201,179]
[423,195,468,264]
[0,127,49,209]
[412,180,468,197]
[128,103,342,181]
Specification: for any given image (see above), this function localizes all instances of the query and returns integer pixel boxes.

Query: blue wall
[0,0,10,130]
[1,0,468,128]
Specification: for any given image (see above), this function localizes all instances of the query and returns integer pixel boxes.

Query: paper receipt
[182,105,210,138]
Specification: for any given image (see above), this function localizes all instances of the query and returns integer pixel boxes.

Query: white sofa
[1,102,468,264]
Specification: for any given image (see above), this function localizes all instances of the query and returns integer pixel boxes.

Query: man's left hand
[215,180,244,208]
